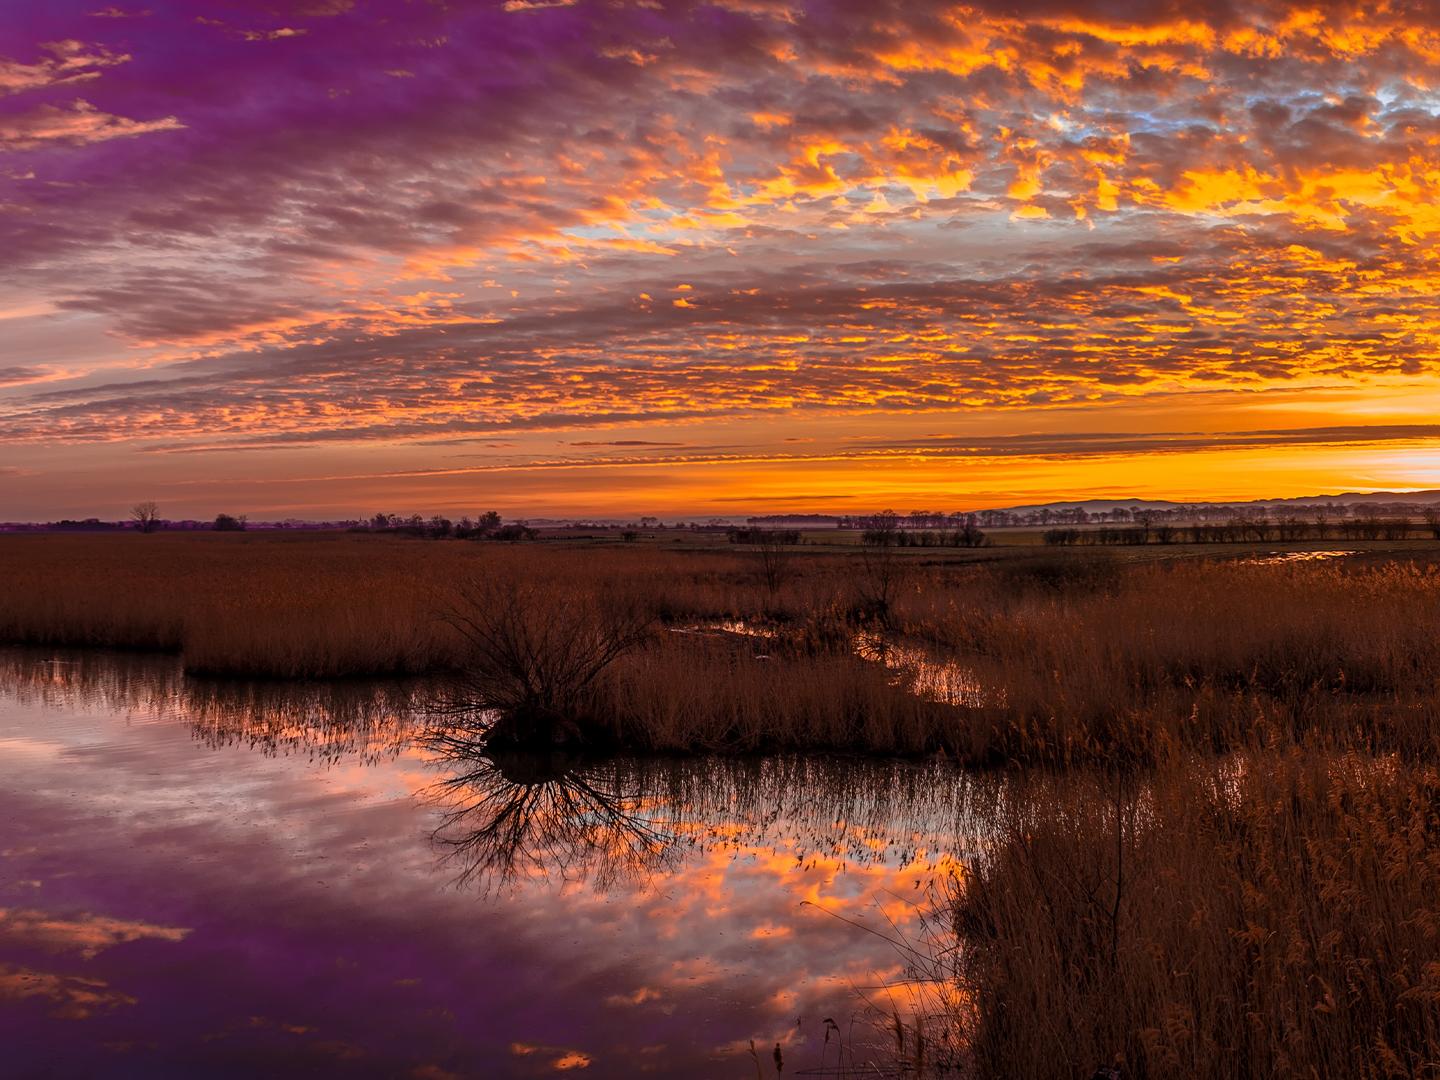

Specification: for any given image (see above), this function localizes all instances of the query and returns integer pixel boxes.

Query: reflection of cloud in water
[0,647,1007,1075]
[0,647,430,764]
[0,964,138,1020]
[0,909,189,960]
[422,723,993,899]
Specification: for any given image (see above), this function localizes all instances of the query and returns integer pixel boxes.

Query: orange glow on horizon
[6,3,1440,517]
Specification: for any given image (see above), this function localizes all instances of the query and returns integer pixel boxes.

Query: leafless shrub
[438,576,656,748]
[751,529,796,607]
[856,542,911,624]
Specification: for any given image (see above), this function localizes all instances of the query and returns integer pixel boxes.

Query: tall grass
[904,558,1440,764]
[4,535,1440,759]
[946,750,1440,1079]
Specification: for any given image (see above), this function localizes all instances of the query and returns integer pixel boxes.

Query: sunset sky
[5,1,1440,520]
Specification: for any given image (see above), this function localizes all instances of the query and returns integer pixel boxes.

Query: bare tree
[423,746,679,893]
[1273,507,1308,542]
[856,540,910,625]
[1133,509,1158,543]
[131,501,161,533]
[437,578,655,749]
[751,529,795,607]
[1424,507,1440,540]
[862,509,901,547]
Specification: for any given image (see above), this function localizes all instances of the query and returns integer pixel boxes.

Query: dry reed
[947,749,1440,1079]
[5,534,1440,759]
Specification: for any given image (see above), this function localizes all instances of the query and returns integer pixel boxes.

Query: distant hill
[993,490,1440,515]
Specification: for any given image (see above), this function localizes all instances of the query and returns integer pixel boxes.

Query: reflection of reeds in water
[0,647,430,765]
[420,727,998,896]
[0,644,996,892]
[12,537,1440,763]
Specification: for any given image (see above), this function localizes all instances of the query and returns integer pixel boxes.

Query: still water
[0,649,993,1078]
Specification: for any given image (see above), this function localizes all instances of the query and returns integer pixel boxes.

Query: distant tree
[862,509,901,547]
[1133,509,1159,543]
[621,530,638,542]
[212,513,247,532]
[469,510,503,538]
[750,529,798,605]
[1424,507,1440,540]
[952,522,987,547]
[1274,508,1308,542]
[493,523,537,542]
[1380,516,1410,541]
[131,501,161,533]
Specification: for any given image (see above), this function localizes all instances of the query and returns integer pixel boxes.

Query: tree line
[1043,507,1440,546]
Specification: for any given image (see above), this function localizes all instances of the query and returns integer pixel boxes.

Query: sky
[4,0,1440,520]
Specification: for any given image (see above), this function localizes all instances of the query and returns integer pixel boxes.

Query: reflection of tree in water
[423,717,1001,897]
[0,646,1002,899]
[425,728,689,893]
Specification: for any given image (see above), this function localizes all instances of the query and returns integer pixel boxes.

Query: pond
[0,649,994,1078]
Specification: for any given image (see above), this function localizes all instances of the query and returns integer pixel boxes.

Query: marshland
[4,531,1440,1077]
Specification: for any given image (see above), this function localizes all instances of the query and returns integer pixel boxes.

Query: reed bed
[4,534,1440,759]
[0,533,750,678]
[901,557,1440,764]
[10,535,1440,1076]
[945,749,1440,1079]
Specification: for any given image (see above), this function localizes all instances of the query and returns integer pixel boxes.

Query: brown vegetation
[6,534,1440,1074]
[4,534,1440,761]
[945,749,1440,1079]
[438,576,657,748]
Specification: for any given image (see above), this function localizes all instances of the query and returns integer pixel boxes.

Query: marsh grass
[945,750,1440,1079]
[5,534,1440,760]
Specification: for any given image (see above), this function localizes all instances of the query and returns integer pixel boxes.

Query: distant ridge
[992,490,1440,515]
